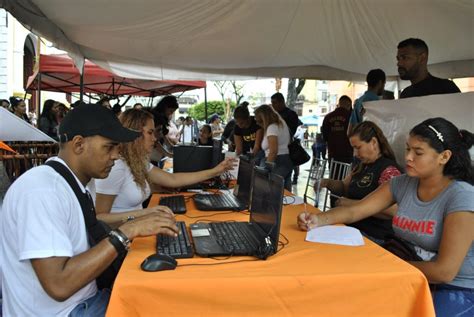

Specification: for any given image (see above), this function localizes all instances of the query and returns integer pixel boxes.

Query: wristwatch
[108,228,131,254]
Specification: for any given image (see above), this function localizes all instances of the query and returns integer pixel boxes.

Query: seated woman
[198,124,213,146]
[233,103,263,158]
[94,109,234,225]
[254,104,293,191]
[318,121,402,243]
[298,117,473,317]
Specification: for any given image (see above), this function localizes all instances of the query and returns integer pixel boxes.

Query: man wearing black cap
[0,104,179,316]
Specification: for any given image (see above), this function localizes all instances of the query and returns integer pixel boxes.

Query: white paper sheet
[306,225,365,246]
[225,154,239,179]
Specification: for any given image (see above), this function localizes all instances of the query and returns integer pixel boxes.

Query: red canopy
[26,54,206,97]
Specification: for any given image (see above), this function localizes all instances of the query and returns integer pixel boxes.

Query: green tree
[188,100,236,122]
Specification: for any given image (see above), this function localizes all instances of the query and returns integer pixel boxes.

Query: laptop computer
[193,155,254,211]
[173,144,213,173]
[190,168,285,257]
[174,140,225,190]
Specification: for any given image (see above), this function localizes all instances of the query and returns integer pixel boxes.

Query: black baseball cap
[58,103,141,143]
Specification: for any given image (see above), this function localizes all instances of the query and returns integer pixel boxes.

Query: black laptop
[189,168,285,257]
[193,155,254,211]
[173,144,213,173]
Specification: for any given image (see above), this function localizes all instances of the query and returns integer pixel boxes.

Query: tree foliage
[188,100,236,122]
[212,80,246,106]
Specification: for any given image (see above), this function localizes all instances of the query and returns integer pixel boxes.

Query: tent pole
[37,72,41,119]
[204,86,208,122]
[79,64,84,102]
[123,95,132,106]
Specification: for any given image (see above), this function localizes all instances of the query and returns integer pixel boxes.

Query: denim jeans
[273,154,293,191]
[432,285,473,317]
[69,289,111,317]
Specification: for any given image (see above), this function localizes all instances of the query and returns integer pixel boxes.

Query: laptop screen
[236,157,253,201]
[249,169,284,251]
[173,145,212,173]
[211,139,223,168]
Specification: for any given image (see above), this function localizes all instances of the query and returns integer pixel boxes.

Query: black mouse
[140,253,178,272]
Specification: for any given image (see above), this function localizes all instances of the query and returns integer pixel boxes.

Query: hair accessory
[428,125,444,143]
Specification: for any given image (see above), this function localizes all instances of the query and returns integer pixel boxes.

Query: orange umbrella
[0,141,16,153]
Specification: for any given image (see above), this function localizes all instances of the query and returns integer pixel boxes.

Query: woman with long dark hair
[152,95,180,146]
[38,99,59,140]
[299,117,473,316]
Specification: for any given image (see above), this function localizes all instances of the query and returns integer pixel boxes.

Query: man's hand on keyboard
[119,212,179,240]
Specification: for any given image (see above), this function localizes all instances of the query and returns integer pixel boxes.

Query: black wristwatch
[108,228,131,254]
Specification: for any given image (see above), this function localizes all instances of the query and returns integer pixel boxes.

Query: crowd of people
[0,37,472,317]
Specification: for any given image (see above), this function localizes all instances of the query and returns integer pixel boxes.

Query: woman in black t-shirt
[318,121,402,242]
[233,104,263,156]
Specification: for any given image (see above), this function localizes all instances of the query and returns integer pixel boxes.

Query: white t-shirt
[95,159,153,213]
[261,121,291,156]
[0,157,97,316]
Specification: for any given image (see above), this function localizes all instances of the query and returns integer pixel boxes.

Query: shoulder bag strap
[45,160,109,244]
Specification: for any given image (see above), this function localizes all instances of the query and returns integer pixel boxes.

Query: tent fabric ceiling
[26,54,206,97]
[1,0,473,81]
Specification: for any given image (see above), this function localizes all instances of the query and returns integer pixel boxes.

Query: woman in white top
[254,104,293,190]
[95,109,234,225]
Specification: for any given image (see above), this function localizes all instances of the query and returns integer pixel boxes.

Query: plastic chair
[303,158,327,207]
[322,159,352,211]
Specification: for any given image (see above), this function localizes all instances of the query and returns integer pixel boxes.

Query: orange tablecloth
[106,194,435,316]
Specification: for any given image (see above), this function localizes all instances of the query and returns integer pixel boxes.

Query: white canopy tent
[0,108,55,142]
[1,0,473,81]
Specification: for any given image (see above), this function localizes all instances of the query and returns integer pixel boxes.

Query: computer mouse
[140,253,178,272]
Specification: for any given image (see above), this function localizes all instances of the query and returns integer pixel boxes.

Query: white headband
[428,125,444,143]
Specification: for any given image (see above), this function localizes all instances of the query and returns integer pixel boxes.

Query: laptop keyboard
[159,195,187,214]
[210,222,257,254]
[156,221,194,258]
[198,192,240,209]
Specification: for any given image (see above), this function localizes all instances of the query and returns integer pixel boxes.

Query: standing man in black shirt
[321,95,353,165]
[397,38,460,98]
[271,92,302,185]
